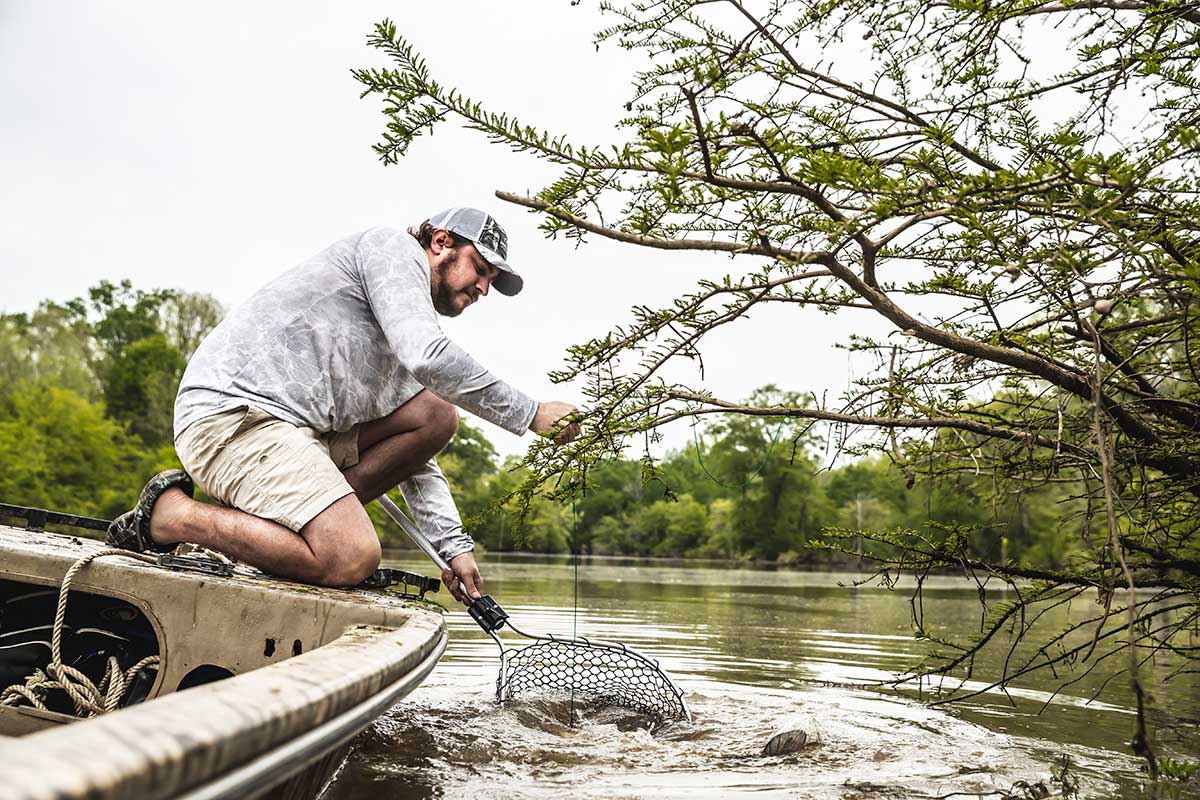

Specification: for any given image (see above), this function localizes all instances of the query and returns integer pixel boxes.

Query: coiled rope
[1,548,161,717]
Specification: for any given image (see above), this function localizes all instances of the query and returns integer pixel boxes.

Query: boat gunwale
[178,628,446,800]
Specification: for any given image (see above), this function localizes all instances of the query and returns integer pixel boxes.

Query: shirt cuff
[440,530,475,562]
[512,396,538,436]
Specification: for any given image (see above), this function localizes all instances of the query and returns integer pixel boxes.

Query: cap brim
[476,242,523,296]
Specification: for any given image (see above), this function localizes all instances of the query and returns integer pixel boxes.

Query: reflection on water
[324,552,1199,799]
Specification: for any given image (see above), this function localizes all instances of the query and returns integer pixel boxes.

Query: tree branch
[496,190,832,263]
[662,389,1095,459]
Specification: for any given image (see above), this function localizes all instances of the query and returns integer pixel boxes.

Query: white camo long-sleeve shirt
[174,226,538,559]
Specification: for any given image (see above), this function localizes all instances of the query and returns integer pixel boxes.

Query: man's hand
[443,550,484,604]
[531,401,581,445]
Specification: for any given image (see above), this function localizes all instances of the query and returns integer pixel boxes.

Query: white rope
[1,548,161,717]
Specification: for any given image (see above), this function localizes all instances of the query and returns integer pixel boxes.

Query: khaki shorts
[175,406,360,532]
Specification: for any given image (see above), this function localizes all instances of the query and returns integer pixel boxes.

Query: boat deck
[0,524,444,695]
[0,524,448,799]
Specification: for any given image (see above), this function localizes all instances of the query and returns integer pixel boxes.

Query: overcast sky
[1,2,892,460]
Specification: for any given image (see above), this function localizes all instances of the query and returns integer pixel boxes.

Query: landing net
[496,633,690,723]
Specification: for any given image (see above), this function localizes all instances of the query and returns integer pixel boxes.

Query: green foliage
[437,417,499,523]
[0,283,1173,739]
[0,305,96,400]
[0,382,145,519]
[0,282,219,527]
[1,282,1104,568]
[1158,757,1200,782]
[83,281,221,448]
[360,0,1200,771]
[98,333,185,446]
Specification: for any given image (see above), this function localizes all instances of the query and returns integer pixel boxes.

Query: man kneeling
[107,209,579,600]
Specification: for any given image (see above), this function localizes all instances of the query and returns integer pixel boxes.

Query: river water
[325,553,1199,799]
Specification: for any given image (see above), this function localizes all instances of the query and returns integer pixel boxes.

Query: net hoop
[494,628,691,723]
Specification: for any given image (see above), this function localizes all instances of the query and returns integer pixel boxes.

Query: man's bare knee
[303,497,383,587]
[323,536,381,587]
[358,390,459,454]
[428,396,459,445]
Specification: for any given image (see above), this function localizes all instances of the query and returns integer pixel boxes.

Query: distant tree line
[0,282,220,520]
[1,282,1093,569]
[448,386,1095,567]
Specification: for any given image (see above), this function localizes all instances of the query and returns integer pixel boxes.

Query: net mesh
[496,635,689,722]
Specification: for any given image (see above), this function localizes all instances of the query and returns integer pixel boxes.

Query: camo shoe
[105,469,194,554]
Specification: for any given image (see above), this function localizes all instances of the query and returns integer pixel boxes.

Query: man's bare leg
[344,389,459,502]
[145,391,458,587]
[147,494,373,586]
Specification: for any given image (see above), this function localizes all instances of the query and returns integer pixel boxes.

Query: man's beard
[431,264,463,318]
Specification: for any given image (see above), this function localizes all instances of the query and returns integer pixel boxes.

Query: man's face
[429,234,500,318]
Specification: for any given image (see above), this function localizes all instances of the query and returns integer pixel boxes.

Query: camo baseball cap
[427,207,523,296]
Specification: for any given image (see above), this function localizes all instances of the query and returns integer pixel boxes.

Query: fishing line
[570,478,580,725]
[691,416,787,489]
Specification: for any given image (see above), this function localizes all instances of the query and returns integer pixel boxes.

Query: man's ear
[430,229,453,254]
